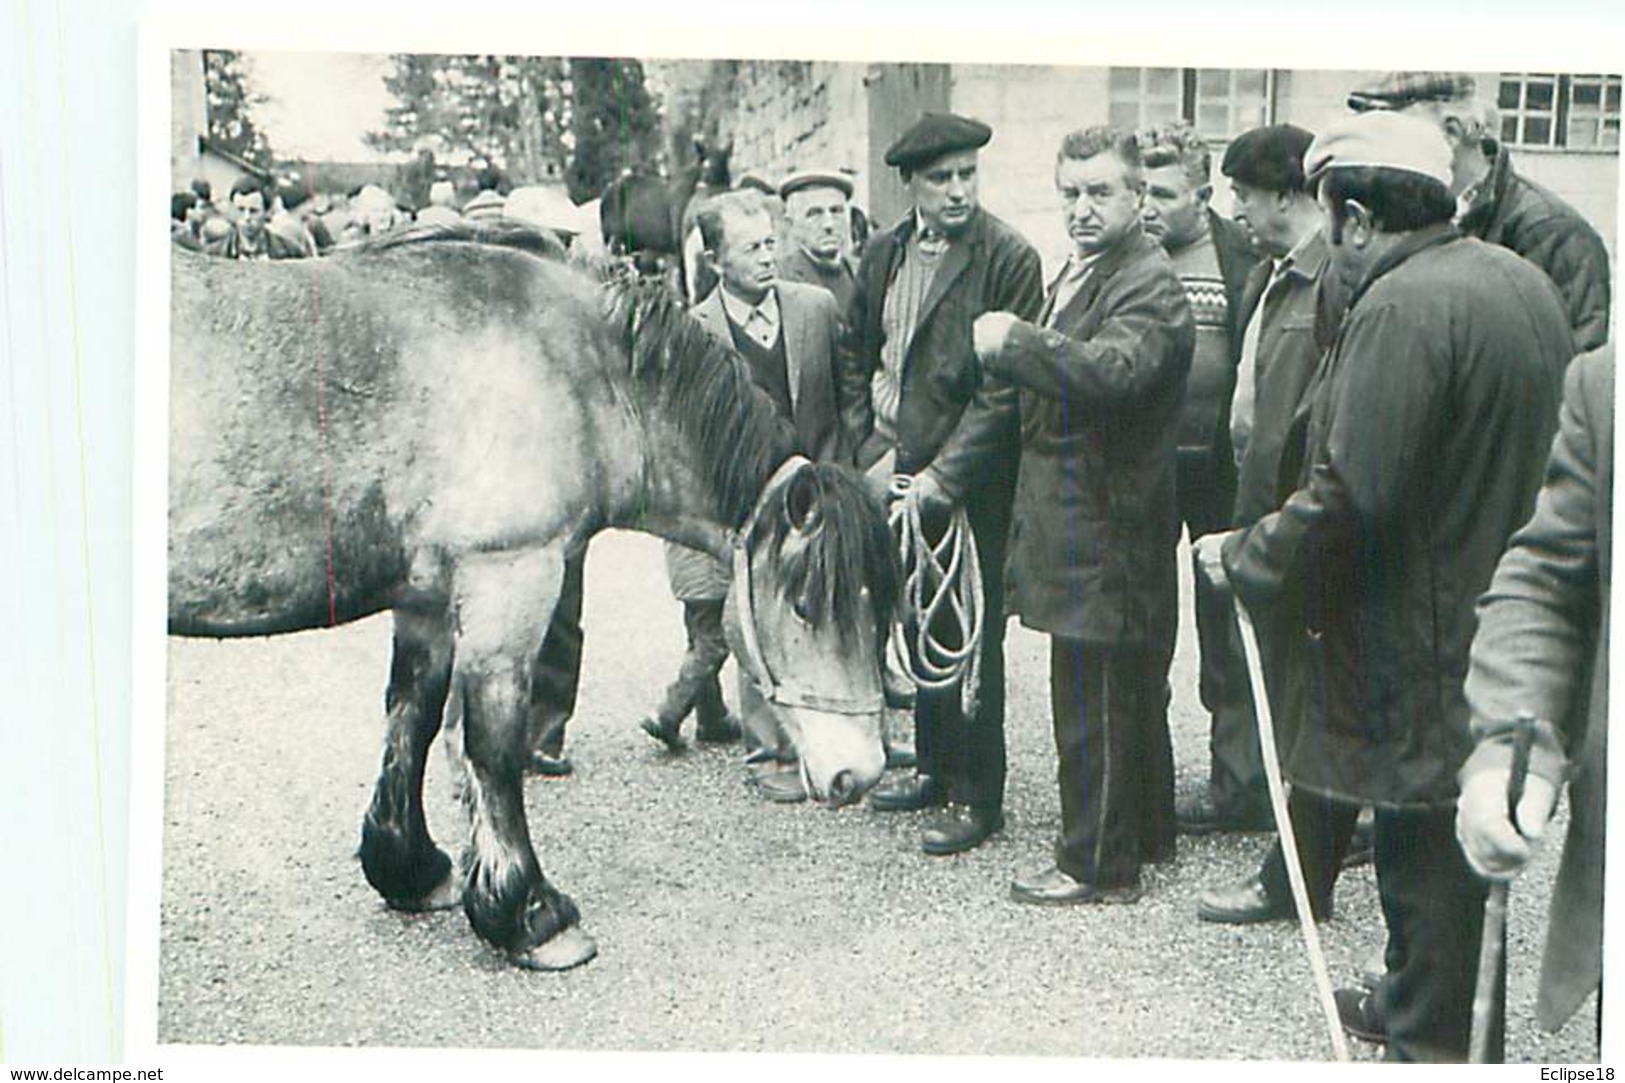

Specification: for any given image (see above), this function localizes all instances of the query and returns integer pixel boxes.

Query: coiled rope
[887,475,984,718]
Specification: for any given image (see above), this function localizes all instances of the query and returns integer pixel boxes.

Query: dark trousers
[653,599,730,730]
[1257,788,1360,919]
[1049,637,1176,889]
[1177,450,1267,820]
[1373,806,1502,1063]
[529,549,586,757]
[915,561,1007,811]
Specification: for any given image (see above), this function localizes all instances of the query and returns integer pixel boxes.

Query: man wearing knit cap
[777,169,858,313]
[1347,71,1610,350]
[842,111,1043,855]
[1197,110,1575,1061]
[1197,123,1365,926]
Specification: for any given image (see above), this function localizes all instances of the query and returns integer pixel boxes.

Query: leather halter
[730,456,885,717]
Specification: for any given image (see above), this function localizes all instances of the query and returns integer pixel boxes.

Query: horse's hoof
[508,925,598,971]
[388,866,463,912]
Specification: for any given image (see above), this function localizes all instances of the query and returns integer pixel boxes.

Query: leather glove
[907,468,955,516]
[1455,764,1560,881]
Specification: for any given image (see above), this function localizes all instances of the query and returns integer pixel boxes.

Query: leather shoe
[1197,874,1292,924]
[1177,800,1274,835]
[884,741,917,770]
[695,712,743,745]
[1334,986,1387,1043]
[639,715,686,754]
[752,766,807,804]
[1010,865,1142,906]
[528,751,574,777]
[867,773,940,812]
[921,805,1003,855]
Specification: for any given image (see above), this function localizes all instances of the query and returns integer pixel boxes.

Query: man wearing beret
[1197,111,1574,1061]
[972,126,1194,904]
[1348,71,1611,351]
[842,111,1043,854]
[777,170,858,314]
[1196,123,1365,925]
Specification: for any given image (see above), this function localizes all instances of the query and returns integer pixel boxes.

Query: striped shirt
[873,221,950,441]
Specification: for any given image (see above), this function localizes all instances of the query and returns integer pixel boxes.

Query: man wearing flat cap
[1198,110,1575,1061]
[777,170,858,313]
[842,111,1043,855]
[1197,123,1366,927]
[1348,71,1610,350]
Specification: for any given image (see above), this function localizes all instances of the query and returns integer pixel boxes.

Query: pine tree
[201,50,273,169]
[563,58,662,204]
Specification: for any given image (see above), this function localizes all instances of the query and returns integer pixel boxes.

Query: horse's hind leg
[359,605,460,912]
[455,546,597,971]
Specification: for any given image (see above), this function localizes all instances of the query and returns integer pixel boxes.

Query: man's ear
[1343,199,1375,245]
[1196,184,1214,208]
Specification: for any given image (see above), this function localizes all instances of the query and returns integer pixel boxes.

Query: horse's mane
[349,221,570,261]
[602,281,795,529]
[602,281,899,640]
[763,463,901,643]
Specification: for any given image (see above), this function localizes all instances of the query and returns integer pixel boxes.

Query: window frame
[1498,72,1621,153]
[1106,67,1277,141]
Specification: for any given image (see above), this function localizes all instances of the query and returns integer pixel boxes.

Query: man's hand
[973,311,1020,367]
[907,468,955,516]
[1455,764,1560,881]
[1193,530,1238,591]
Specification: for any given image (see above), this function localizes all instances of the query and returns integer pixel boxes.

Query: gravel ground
[158,530,1599,1061]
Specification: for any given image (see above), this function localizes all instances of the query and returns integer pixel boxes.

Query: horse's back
[168,244,633,637]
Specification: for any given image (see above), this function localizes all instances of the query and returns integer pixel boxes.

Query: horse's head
[727,459,899,808]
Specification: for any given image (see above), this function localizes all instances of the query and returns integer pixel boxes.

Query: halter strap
[731,455,885,716]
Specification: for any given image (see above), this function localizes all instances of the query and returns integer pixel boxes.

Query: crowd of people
[171,70,1612,1064]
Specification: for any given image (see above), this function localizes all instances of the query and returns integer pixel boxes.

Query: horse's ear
[782,465,822,533]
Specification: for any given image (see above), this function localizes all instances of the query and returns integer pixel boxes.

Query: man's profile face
[713,207,778,305]
[1057,152,1142,256]
[1230,180,1290,257]
[908,149,979,236]
[785,185,849,261]
[1140,163,1209,250]
[232,190,267,239]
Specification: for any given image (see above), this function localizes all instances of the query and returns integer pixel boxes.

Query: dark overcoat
[1224,227,1575,808]
[1461,345,1611,1031]
[993,225,1195,645]
[1460,145,1612,352]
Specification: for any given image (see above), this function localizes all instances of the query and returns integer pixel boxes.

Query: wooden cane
[1233,599,1351,1062]
[1469,712,1537,1063]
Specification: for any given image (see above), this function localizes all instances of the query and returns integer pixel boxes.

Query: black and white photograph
[136,25,1618,1070]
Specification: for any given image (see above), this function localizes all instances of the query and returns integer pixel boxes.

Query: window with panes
[1106,68,1273,140]
[1498,73,1621,150]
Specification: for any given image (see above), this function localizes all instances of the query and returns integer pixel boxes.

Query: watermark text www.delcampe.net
[8,1070,163,1081]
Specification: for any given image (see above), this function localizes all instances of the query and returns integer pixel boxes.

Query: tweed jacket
[1222,227,1574,807]
[691,281,845,463]
[1461,345,1611,1031]
[1459,145,1612,351]
[841,208,1044,522]
[993,225,1195,644]
[666,281,846,601]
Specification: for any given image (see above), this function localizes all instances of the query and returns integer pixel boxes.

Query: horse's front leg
[359,599,460,912]
[454,546,597,971]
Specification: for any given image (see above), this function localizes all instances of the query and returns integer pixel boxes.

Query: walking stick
[1469,712,1537,1064]
[1233,599,1350,1062]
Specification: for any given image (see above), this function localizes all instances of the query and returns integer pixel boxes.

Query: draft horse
[168,228,899,970]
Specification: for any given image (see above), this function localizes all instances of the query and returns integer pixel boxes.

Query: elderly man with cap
[777,169,859,313]
[1197,110,1574,1061]
[842,111,1043,855]
[972,125,1194,905]
[1347,72,1611,350]
[1196,123,1367,926]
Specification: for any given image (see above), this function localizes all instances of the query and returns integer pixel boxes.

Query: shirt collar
[720,284,780,328]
